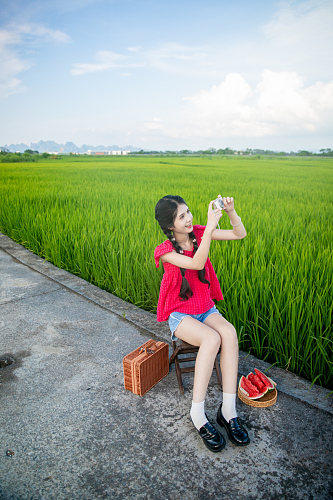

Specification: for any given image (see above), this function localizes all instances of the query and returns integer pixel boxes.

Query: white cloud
[71,50,130,76]
[15,23,71,43]
[9,1,330,90]
[127,46,142,53]
[264,0,333,47]
[262,0,333,80]
[0,23,70,98]
[143,117,163,131]
[71,1,333,83]
[71,42,211,76]
[158,70,333,139]
[255,71,318,131]
[145,42,211,75]
[0,29,30,96]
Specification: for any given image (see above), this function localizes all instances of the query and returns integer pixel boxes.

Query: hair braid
[189,231,210,288]
[162,227,193,300]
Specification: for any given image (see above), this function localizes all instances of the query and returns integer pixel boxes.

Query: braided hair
[155,195,210,300]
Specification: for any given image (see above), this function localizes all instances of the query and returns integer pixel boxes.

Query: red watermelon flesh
[247,373,268,395]
[239,375,263,399]
[254,368,276,391]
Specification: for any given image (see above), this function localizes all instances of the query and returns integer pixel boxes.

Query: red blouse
[154,225,223,322]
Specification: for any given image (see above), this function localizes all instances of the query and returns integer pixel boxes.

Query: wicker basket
[238,387,278,408]
[123,339,169,396]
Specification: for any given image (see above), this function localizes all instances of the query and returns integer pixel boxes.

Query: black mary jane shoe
[216,404,250,446]
[197,420,226,453]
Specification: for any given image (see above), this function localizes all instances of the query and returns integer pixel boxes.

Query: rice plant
[0,155,332,388]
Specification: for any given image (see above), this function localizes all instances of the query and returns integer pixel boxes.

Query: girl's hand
[220,195,234,213]
[206,200,222,231]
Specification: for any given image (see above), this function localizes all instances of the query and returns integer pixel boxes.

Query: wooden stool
[169,340,222,394]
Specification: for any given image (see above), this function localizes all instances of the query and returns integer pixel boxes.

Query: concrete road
[0,233,332,500]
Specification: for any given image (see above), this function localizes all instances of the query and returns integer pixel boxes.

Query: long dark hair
[155,195,210,300]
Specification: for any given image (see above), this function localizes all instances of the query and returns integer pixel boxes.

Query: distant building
[112,150,129,155]
[86,150,130,156]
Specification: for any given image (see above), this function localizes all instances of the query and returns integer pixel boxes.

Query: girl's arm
[160,201,222,270]
[211,197,246,241]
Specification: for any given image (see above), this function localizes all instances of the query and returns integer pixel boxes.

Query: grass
[0,155,332,389]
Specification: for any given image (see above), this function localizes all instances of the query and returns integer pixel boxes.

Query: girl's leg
[174,317,228,451]
[174,316,222,402]
[203,314,239,422]
[203,314,239,393]
[203,314,250,446]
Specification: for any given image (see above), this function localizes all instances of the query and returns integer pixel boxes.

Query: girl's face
[170,203,193,235]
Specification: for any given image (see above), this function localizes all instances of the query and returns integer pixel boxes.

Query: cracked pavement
[0,233,332,500]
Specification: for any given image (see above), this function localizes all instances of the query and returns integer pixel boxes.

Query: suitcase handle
[139,347,155,355]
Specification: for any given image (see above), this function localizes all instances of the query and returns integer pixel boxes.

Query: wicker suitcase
[123,339,169,396]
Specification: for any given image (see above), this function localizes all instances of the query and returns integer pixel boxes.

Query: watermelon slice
[247,372,268,395]
[239,375,265,399]
[254,368,276,391]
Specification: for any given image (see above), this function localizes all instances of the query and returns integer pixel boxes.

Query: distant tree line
[1,147,332,161]
[0,149,52,162]
[134,147,333,156]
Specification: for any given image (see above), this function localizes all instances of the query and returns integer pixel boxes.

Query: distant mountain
[2,141,141,153]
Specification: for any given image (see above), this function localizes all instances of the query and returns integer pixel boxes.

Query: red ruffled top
[154,225,223,322]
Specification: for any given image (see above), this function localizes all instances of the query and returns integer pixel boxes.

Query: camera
[213,196,224,210]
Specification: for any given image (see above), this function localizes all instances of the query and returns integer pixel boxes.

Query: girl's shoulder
[154,240,174,268]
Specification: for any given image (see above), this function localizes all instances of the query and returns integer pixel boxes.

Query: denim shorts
[168,306,220,341]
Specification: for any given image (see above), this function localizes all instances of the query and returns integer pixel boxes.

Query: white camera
[213,196,224,210]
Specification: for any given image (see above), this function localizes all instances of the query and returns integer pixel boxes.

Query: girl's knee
[202,330,221,352]
[221,323,238,345]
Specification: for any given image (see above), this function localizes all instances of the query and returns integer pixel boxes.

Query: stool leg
[169,347,179,365]
[169,340,179,365]
[174,356,185,395]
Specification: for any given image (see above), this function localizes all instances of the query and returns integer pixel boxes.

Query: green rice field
[1,155,332,389]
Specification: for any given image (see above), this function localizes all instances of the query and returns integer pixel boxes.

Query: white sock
[222,392,237,422]
[190,400,208,430]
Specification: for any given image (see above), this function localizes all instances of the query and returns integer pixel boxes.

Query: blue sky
[1,0,332,150]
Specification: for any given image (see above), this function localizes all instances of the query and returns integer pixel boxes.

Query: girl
[154,194,249,452]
